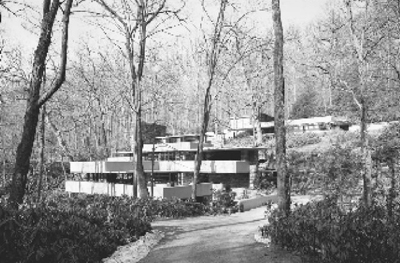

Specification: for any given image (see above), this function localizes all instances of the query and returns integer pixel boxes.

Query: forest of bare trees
[1,0,400,207]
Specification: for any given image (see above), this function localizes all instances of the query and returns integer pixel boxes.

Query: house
[66,134,265,199]
[229,114,275,136]
[229,115,352,135]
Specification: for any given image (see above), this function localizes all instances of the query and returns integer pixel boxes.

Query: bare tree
[343,0,384,207]
[36,105,46,203]
[233,30,273,147]
[272,0,290,215]
[95,0,182,198]
[8,0,73,208]
[192,0,228,199]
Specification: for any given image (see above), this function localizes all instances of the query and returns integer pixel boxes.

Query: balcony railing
[70,160,250,174]
[65,181,212,199]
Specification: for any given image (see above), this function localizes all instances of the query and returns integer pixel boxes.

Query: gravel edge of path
[102,230,165,263]
[102,222,271,263]
[102,195,319,263]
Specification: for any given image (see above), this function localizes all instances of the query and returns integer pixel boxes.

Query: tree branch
[339,79,362,109]
[38,0,73,107]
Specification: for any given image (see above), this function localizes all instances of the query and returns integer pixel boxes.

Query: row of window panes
[143,152,196,161]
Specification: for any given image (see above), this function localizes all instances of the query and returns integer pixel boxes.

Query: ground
[104,195,318,263]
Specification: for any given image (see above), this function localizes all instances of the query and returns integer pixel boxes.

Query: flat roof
[204,146,269,151]
[156,134,213,139]
[168,135,200,138]
[115,146,267,154]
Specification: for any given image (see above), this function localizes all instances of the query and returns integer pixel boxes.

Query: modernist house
[229,115,352,135]
[66,134,264,199]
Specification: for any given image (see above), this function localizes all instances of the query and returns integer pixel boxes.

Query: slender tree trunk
[1,116,6,187]
[135,1,148,198]
[345,0,372,207]
[9,0,73,208]
[192,0,227,199]
[46,115,74,161]
[37,105,46,203]
[193,94,211,199]
[135,79,147,198]
[256,107,264,159]
[272,0,290,215]
[131,85,139,198]
[255,106,263,146]
[387,159,395,218]
[2,153,6,187]
[360,101,372,206]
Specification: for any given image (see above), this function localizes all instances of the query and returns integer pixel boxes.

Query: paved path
[138,195,301,263]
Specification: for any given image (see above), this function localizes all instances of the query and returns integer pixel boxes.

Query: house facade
[229,115,352,135]
[66,134,264,198]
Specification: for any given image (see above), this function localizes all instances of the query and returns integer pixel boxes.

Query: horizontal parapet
[65,181,212,199]
[65,181,111,195]
[104,161,155,172]
[157,160,249,173]
[142,142,213,152]
[161,184,211,199]
[70,161,107,173]
[70,161,155,173]
[70,160,249,174]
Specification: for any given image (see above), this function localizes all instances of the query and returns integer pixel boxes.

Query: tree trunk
[345,0,373,208]
[131,86,139,198]
[193,94,211,199]
[256,108,265,159]
[360,95,372,208]
[9,0,73,208]
[255,107,263,146]
[387,159,395,218]
[192,0,227,199]
[272,0,290,215]
[1,115,6,187]
[135,80,147,198]
[46,114,74,161]
[37,105,46,203]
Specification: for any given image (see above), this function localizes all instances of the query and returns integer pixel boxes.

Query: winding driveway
[138,195,301,263]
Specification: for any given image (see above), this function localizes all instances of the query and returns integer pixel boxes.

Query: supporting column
[242,150,259,189]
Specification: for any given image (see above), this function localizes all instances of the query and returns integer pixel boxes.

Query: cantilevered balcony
[65,181,213,199]
[70,160,250,174]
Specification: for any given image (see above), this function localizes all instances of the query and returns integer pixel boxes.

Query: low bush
[209,189,239,214]
[287,132,322,149]
[253,171,276,191]
[261,197,400,263]
[140,197,210,219]
[288,144,362,196]
[0,192,210,263]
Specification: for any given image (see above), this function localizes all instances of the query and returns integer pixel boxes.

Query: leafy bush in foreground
[209,189,238,214]
[261,197,400,263]
[0,192,210,263]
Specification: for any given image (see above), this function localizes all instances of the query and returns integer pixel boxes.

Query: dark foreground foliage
[0,192,209,263]
[209,188,239,214]
[261,197,400,263]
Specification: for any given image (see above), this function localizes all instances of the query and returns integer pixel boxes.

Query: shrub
[287,132,322,149]
[261,197,400,263]
[209,189,238,214]
[141,197,210,219]
[253,171,276,191]
[0,192,152,263]
[288,145,362,196]
[0,192,210,263]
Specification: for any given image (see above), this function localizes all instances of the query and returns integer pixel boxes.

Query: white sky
[1,0,331,65]
[281,0,330,26]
